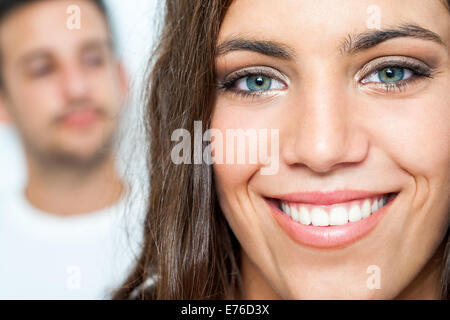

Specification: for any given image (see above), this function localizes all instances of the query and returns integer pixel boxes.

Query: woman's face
[212,0,450,299]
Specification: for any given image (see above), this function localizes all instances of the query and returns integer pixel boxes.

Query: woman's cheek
[211,100,283,187]
[213,163,260,193]
[373,95,450,215]
[368,93,450,179]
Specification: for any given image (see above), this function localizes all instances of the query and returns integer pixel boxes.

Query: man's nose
[61,62,90,102]
[282,66,369,173]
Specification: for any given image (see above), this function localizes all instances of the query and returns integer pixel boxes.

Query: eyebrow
[18,51,51,67]
[18,38,114,66]
[340,23,446,54]
[216,24,445,60]
[81,39,114,52]
[216,38,295,60]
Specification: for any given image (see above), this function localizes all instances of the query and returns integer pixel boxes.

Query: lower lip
[269,196,395,249]
[61,111,100,128]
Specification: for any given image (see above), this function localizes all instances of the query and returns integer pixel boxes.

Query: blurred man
[0,0,139,299]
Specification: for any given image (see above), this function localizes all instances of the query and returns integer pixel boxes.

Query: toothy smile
[278,193,397,227]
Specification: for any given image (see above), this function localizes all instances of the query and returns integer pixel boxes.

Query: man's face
[0,0,127,166]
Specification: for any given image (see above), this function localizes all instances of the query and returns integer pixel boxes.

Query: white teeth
[361,200,372,218]
[378,198,383,209]
[279,195,390,226]
[348,205,362,222]
[311,208,329,226]
[282,202,291,216]
[291,206,300,222]
[299,206,311,225]
[329,207,348,225]
[371,200,379,213]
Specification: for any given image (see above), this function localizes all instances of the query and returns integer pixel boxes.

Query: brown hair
[115,0,450,300]
[115,1,238,299]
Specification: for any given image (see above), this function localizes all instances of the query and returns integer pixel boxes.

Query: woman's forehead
[218,0,450,50]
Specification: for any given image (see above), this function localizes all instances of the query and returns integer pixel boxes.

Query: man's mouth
[59,109,102,128]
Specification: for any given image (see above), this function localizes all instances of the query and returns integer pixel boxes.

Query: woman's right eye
[218,66,289,98]
[233,74,286,93]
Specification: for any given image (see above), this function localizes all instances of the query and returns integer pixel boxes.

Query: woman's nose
[282,70,369,173]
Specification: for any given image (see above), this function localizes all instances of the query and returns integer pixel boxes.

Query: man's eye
[362,67,414,84]
[235,74,285,92]
[83,54,104,66]
[30,64,52,77]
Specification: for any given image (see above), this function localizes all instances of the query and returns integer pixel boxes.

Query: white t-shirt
[0,125,26,193]
[0,189,144,300]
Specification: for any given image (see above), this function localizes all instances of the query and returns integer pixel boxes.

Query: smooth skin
[212,0,450,299]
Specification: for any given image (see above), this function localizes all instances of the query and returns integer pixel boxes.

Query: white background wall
[0,0,160,194]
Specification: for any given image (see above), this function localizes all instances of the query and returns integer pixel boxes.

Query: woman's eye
[362,67,414,84]
[234,74,285,92]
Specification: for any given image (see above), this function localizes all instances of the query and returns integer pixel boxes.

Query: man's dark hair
[0,0,110,89]
[0,0,108,22]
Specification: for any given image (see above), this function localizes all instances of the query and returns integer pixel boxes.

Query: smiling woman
[116,0,450,300]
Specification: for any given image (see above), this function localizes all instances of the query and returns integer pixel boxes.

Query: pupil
[255,76,264,86]
[385,68,395,78]
[247,75,271,91]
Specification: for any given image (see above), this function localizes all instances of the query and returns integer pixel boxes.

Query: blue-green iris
[378,67,404,83]
[246,75,272,91]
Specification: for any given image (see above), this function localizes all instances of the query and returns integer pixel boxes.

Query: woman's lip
[267,194,396,249]
[274,190,388,206]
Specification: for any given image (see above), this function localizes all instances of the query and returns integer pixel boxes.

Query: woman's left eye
[361,67,413,84]
[235,74,285,92]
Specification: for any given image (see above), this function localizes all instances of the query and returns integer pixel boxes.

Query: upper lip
[273,190,390,206]
[58,108,102,121]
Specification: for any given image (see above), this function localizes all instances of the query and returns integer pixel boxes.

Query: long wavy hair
[115,0,450,300]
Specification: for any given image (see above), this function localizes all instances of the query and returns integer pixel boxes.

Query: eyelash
[217,60,434,98]
[359,59,433,93]
[217,68,286,99]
